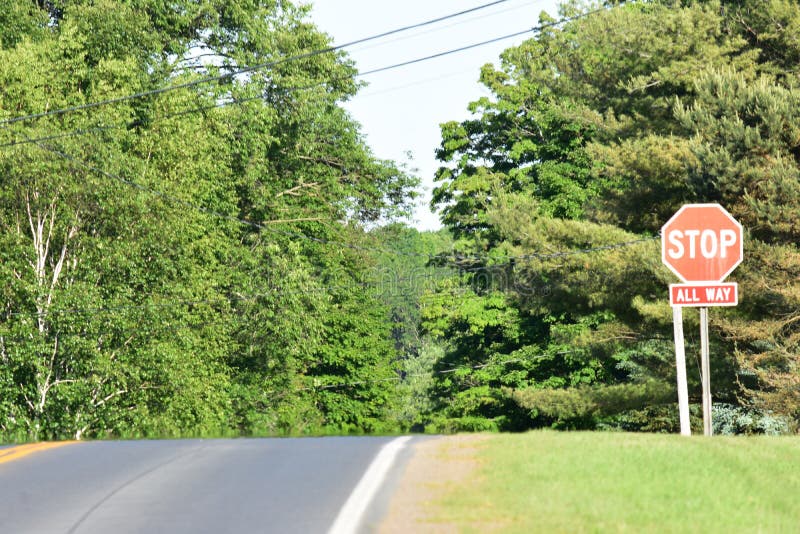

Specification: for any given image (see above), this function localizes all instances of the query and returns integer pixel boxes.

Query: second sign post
[661,204,744,436]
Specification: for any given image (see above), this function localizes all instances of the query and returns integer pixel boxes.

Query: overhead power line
[0,0,515,129]
[1,241,664,321]
[3,274,454,319]
[290,338,669,394]
[0,6,604,151]
[343,0,542,57]
[6,5,645,269]
[33,136,656,263]
[28,136,659,267]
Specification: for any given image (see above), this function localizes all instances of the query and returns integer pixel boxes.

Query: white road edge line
[328,436,413,534]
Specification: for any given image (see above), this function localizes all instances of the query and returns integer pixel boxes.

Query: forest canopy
[0,0,416,440]
[426,0,800,434]
[1,0,798,441]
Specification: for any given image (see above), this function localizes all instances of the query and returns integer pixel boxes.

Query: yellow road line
[0,441,75,465]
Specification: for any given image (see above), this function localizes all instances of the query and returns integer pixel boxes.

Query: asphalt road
[0,436,415,533]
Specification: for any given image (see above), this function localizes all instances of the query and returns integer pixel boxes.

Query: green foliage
[427,0,800,432]
[371,224,453,355]
[712,403,790,436]
[392,339,443,431]
[0,0,417,441]
[509,381,675,430]
[675,69,800,241]
[3,0,798,440]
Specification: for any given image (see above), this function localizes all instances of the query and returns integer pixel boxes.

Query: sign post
[661,204,743,436]
[672,306,691,436]
[699,307,712,436]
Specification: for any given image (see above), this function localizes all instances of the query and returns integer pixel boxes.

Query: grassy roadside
[431,431,800,533]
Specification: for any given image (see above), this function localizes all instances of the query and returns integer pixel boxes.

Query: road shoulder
[378,433,488,533]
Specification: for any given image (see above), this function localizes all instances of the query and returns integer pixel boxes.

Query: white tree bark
[22,190,79,422]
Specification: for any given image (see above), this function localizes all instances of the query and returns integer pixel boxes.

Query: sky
[308,0,561,231]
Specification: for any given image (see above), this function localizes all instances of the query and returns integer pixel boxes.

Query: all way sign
[661,203,745,437]
[670,283,738,307]
[661,204,744,308]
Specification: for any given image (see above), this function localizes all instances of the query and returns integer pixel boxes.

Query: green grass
[439,431,800,533]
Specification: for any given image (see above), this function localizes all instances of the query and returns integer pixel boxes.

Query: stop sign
[661,204,743,283]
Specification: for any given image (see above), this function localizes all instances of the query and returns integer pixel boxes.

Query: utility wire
[2,5,650,308]
[295,345,631,393]
[0,7,606,151]
[34,136,655,264]
[18,9,644,265]
[1,258,663,320]
[355,68,477,100]
[344,0,544,55]
[0,0,515,129]
[0,316,235,345]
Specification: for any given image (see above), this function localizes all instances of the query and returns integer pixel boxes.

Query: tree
[428,0,800,432]
[0,0,417,440]
[370,225,454,430]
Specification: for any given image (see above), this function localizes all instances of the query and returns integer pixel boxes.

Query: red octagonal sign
[661,204,743,283]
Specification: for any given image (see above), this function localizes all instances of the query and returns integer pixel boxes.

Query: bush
[712,403,790,435]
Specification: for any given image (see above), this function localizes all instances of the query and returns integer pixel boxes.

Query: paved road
[0,436,414,533]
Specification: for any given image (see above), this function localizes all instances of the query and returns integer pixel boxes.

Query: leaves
[0,0,417,440]
[426,1,800,433]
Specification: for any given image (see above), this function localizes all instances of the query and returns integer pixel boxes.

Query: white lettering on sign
[667,229,738,260]
[674,287,700,303]
[719,229,737,257]
[670,283,738,307]
[705,286,732,302]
